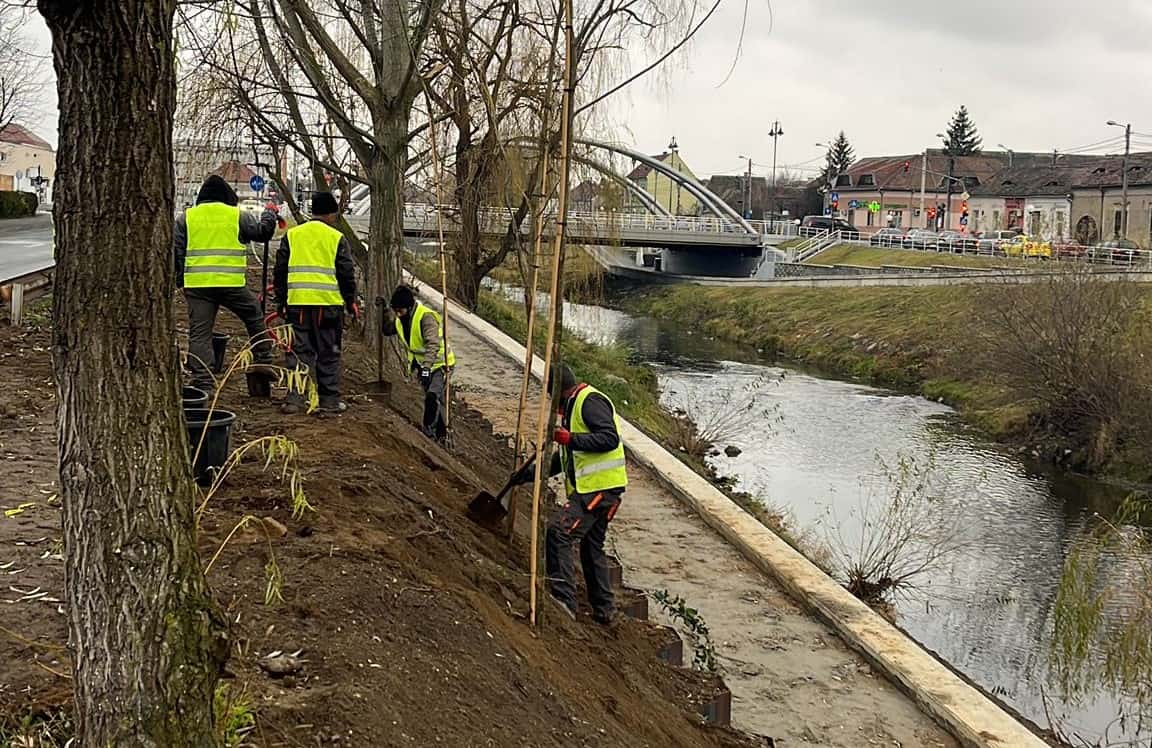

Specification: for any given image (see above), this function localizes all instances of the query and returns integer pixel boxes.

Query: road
[0,214,53,281]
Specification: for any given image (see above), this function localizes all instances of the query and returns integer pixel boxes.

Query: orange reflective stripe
[568,518,581,532]
[587,492,603,511]
[607,504,619,521]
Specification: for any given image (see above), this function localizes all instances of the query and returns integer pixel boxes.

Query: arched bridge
[344,140,788,278]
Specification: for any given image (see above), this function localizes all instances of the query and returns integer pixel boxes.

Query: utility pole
[918,149,928,227]
[737,154,754,219]
[668,136,681,215]
[1107,120,1132,238]
[769,121,783,222]
[943,156,955,231]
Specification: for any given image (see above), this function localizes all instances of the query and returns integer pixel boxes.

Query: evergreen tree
[942,106,982,155]
[821,131,855,187]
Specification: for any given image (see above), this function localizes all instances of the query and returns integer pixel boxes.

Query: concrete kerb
[408,272,1047,748]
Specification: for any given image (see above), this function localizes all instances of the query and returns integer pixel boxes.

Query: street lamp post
[768,121,783,222]
[1107,120,1132,239]
[997,143,1014,169]
[668,136,681,215]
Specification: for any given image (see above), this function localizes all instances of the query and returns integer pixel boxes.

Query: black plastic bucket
[184,408,236,486]
[211,333,230,374]
[182,385,208,410]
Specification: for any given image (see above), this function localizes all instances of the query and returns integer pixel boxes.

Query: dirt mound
[0,318,762,747]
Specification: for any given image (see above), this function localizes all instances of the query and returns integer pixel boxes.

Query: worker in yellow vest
[272,192,358,414]
[514,364,628,624]
[174,175,278,390]
[385,285,455,443]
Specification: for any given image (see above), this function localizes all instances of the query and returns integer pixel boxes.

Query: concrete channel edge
[410,275,1046,748]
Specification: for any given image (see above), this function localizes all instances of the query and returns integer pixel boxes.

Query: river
[502,284,1146,745]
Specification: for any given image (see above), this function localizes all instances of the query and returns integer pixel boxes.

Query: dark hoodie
[173,175,278,289]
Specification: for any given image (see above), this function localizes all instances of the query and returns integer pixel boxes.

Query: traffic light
[903,160,911,173]
[961,200,969,217]
[927,207,937,219]
[831,199,839,211]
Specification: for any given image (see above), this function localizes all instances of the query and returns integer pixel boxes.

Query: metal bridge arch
[349,139,758,240]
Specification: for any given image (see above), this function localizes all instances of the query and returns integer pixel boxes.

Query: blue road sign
[830,191,839,202]
[848,199,859,209]
[250,175,265,192]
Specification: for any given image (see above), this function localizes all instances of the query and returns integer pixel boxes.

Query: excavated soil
[0,317,763,747]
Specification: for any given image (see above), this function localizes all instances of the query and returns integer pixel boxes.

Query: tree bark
[363,132,406,346]
[39,0,227,744]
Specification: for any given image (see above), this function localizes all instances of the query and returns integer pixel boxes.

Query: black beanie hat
[311,191,339,216]
[547,363,578,395]
[196,175,239,206]
[389,285,416,310]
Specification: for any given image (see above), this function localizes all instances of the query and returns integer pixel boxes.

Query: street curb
[410,275,1047,748]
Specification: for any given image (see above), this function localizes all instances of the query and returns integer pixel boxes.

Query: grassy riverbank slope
[623,281,1152,481]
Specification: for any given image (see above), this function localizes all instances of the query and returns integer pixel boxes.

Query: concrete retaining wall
[410,273,1048,748]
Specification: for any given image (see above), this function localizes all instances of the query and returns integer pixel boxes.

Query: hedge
[0,190,37,218]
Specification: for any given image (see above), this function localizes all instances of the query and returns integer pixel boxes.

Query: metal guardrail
[1,264,55,325]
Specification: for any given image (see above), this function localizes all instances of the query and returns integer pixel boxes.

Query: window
[890,210,904,228]
[858,174,875,186]
[992,210,1002,229]
[835,174,852,187]
[1028,211,1042,235]
[866,209,875,227]
[1114,209,1124,237]
[1056,211,1066,240]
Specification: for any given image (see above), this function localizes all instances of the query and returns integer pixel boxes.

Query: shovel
[467,455,536,527]
[369,297,393,400]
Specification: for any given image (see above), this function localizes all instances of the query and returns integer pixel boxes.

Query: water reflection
[494,283,1143,742]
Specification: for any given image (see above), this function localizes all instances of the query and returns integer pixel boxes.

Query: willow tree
[39,0,226,743]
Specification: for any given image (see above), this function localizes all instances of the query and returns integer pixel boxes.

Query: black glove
[418,368,432,388]
[509,456,538,486]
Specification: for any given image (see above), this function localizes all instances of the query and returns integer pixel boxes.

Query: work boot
[281,393,306,415]
[317,399,348,414]
[592,609,618,627]
[550,595,577,622]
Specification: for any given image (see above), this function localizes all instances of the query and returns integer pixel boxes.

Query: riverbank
[617,280,1152,482]
[0,304,762,747]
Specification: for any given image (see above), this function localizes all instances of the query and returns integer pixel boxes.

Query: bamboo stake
[528,0,574,628]
[425,89,453,442]
[508,150,551,542]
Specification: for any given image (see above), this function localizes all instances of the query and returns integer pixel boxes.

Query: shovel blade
[467,490,507,527]
[369,380,393,403]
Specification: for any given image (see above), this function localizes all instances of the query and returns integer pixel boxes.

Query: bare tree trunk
[40,0,227,743]
[363,140,405,350]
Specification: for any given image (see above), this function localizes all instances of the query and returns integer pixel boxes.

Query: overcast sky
[25,0,1152,182]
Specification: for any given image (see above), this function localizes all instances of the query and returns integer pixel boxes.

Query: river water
[502,285,1145,744]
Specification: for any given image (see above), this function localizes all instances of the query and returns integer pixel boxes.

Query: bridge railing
[397,202,763,240]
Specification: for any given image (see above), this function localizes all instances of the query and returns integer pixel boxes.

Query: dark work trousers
[420,367,451,438]
[185,287,271,389]
[283,306,343,406]
[545,489,623,618]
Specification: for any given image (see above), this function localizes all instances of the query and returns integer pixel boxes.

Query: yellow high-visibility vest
[560,384,627,495]
[395,302,456,370]
[286,220,344,306]
[185,203,247,288]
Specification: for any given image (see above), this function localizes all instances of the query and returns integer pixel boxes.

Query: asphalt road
[0,214,53,282]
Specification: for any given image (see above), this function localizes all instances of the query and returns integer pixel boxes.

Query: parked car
[904,229,939,249]
[1087,238,1143,266]
[1003,234,1052,259]
[936,230,977,253]
[239,199,264,214]
[976,229,1020,255]
[869,227,906,247]
[800,215,861,240]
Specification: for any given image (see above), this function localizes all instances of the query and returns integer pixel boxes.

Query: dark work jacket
[548,386,622,490]
[272,223,357,312]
